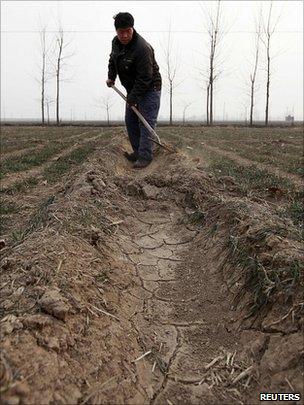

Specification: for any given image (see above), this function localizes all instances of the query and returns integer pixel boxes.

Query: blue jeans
[125,89,161,161]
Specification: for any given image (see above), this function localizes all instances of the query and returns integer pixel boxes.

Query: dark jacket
[108,30,162,105]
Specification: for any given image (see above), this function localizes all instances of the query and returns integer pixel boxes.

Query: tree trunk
[56,69,60,125]
[250,80,254,126]
[56,36,63,126]
[47,103,50,125]
[169,81,173,125]
[206,85,210,125]
[41,53,45,125]
[210,79,213,125]
[209,37,214,126]
[265,48,270,126]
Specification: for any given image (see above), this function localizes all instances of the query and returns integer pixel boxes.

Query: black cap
[113,12,134,29]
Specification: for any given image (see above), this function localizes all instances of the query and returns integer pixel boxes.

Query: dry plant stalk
[89,304,120,321]
[205,355,224,370]
[133,350,152,363]
[231,365,254,385]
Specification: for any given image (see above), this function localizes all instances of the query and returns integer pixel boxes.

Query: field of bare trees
[14,1,294,127]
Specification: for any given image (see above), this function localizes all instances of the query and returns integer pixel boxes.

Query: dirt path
[0,130,102,189]
[203,144,303,187]
[101,156,242,404]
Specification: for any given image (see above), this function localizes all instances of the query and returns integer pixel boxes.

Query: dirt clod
[38,289,70,321]
[142,184,160,199]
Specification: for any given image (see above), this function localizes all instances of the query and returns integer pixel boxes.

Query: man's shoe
[133,159,152,169]
[124,151,138,162]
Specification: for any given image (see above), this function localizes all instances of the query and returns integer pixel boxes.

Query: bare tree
[162,22,182,125]
[53,24,74,125]
[182,101,194,125]
[103,96,115,126]
[200,0,225,126]
[36,22,52,125]
[45,97,55,125]
[95,95,115,126]
[261,1,280,126]
[248,10,262,126]
[208,0,220,126]
[55,28,63,125]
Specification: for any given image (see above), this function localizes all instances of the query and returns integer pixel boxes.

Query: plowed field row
[0,130,110,190]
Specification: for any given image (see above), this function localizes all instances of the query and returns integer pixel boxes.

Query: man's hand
[106,79,115,87]
[128,102,138,108]
[127,95,137,108]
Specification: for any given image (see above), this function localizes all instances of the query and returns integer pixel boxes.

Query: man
[106,12,162,169]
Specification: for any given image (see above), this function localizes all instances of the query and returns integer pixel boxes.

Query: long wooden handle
[111,85,162,145]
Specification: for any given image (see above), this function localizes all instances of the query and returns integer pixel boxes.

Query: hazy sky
[1,1,303,121]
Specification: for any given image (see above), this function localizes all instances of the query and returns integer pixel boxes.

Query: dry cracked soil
[0,133,303,405]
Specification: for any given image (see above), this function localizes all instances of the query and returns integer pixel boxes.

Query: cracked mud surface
[106,159,240,404]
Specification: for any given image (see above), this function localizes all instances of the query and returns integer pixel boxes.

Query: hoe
[111,84,173,153]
